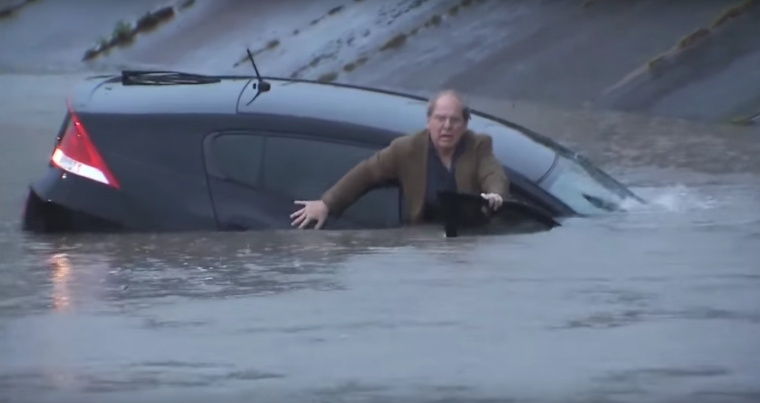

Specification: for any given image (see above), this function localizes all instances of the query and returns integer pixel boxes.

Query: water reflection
[9,227,489,313]
[48,253,72,311]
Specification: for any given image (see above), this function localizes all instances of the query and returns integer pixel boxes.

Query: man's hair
[426,89,471,122]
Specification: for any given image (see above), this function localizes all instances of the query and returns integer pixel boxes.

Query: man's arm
[475,134,510,198]
[320,141,400,215]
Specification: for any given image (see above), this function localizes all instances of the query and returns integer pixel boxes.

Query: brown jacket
[321,129,510,223]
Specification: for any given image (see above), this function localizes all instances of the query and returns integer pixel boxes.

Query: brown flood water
[1,1,759,401]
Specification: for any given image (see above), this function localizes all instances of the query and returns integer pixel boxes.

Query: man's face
[427,95,467,151]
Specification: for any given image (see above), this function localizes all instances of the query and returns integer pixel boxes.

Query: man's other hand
[481,193,503,210]
[291,200,329,229]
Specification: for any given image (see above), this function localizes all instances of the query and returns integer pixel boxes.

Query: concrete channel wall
[1,0,758,126]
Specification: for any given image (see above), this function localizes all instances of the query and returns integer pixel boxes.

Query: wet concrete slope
[1,0,758,124]
[0,0,173,72]
[336,0,760,125]
[350,1,733,99]
[597,0,760,124]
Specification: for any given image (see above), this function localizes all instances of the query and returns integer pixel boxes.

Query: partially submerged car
[21,69,643,234]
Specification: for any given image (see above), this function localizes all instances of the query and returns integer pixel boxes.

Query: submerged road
[1,2,760,402]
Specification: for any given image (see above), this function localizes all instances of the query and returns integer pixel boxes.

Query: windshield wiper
[121,70,222,86]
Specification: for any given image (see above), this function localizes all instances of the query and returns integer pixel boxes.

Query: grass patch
[425,14,442,27]
[84,4,178,60]
[233,38,281,66]
[343,62,357,72]
[136,11,162,31]
[342,55,369,72]
[307,5,345,28]
[179,0,195,10]
[0,0,40,20]
[379,33,407,51]
[317,71,338,82]
[327,5,344,15]
[111,20,136,46]
[309,55,327,67]
[135,6,176,33]
[710,0,754,29]
[646,55,666,71]
[448,5,460,15]
[342,56,369,73]
[97,37,110,48]
[82,49,99,61]
[675,27,711,50]
[461,0,473,7]
[289,50,338,79]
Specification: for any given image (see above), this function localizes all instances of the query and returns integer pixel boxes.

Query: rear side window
[263,136,400,227]
[262,137,375,198]
[210,134,263,187]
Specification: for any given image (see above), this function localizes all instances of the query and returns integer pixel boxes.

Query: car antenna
[244,48,271,106]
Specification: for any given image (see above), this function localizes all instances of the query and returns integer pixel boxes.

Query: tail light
[51,100,120,189]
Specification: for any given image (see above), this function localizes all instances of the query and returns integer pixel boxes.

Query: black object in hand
[437,190,560,238]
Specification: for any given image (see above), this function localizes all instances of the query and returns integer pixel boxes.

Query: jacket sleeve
[475,134,510,198]
[320,140,401,215]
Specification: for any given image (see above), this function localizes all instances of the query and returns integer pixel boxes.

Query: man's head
[426,90,470,152]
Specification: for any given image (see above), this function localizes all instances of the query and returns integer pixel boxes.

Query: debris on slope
[314,0,488,83]
[81,0,196,62]
[229,0,486,83]
[231,4,347,68]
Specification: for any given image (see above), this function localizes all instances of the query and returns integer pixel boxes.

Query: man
[290,90,510,229]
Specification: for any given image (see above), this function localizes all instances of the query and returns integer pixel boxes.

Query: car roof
[73,74,559,181]
[236,78,559,181]
[70,74,247,115]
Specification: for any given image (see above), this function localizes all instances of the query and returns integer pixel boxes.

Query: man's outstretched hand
[291,200,329,229]
[481,193,503,210]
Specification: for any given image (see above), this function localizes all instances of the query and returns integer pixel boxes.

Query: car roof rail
[243,47,271,106]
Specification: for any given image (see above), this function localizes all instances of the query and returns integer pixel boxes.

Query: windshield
[539,154,637,215]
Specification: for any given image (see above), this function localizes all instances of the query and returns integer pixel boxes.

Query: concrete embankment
[0,0,758,126]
